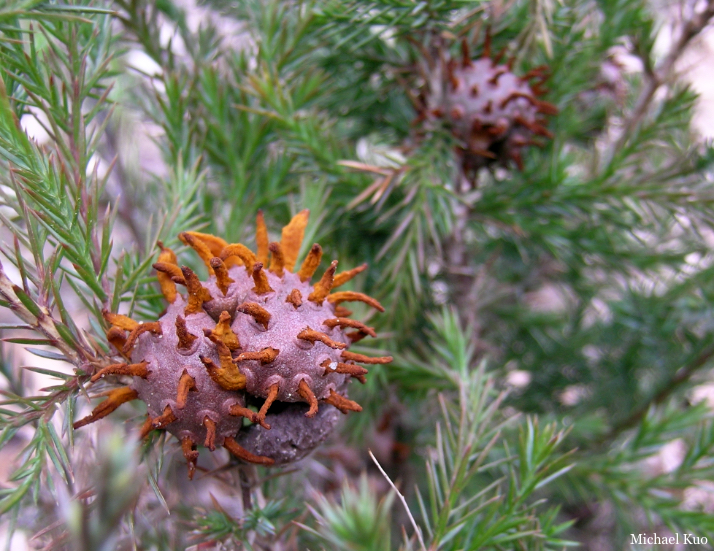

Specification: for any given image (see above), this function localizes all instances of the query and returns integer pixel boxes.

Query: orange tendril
[203,417,217,451]
[103,311,138,331]
[175,316,198,350]
[155,242,179,302]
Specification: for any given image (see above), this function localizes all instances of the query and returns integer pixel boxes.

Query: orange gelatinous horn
[203,417,217,451]
[251,263,274,295]
[224,436,275,465]
[106,327,128,355]
[182,266,213,316]
[255,210,269,265]
[183,231,229,260]
[155,242,180,302]
[323,318,376,337]
[236,347,279,364]
[209,257,234,295]
[280,209,309,272]
[221,243,256,271]
[297,243,322,282]
[73,387,139,429]
[286,288,303,308]
[214,311,241,350]
[103,311,138,331]
[296,379,319,417]
[341,350,393,364]
[200,334,246,391]
[181,436,199,480]
[176,370,197,409]
[151,404,178,430]
[323,389,362,414]
[236,302,271,330]
[327,291,384,312]
[229,403,268,429]
[268,242,285,276]
[308,260,338,304]
[179,232,216,273]
[91,361,149,383]
[297,327,347,349]
[123,322,162,353]
[256,383,279,425]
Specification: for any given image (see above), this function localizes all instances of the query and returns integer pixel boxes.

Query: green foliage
[60,429,142,551]
[0,4,116,305]
[192,497,289,548]
[0,0,713,548]
[302,475,395,551]
[0,3,118,527]
[397,310,575,549]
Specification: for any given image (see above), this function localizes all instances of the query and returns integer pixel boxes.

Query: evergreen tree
[1,0,714,549]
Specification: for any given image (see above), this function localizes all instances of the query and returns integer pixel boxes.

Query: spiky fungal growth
[422,36,557,177]
[74,211,391,476]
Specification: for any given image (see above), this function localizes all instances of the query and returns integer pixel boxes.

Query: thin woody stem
[607,0,714,161]
[239,466,254,512]
[599,342,714,444]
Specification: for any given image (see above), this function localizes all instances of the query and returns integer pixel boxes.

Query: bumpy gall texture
[74,211,391,475]
[421,37,557,177]
[130,304,246,448]
[237,400,343,465]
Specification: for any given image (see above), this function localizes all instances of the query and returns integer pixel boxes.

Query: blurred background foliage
[1,0,714,549]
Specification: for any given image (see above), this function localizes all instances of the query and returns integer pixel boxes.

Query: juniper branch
[602,342,714,442]
[606,0,714,161]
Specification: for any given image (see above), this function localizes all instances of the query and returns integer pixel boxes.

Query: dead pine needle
[369,449,427,551]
